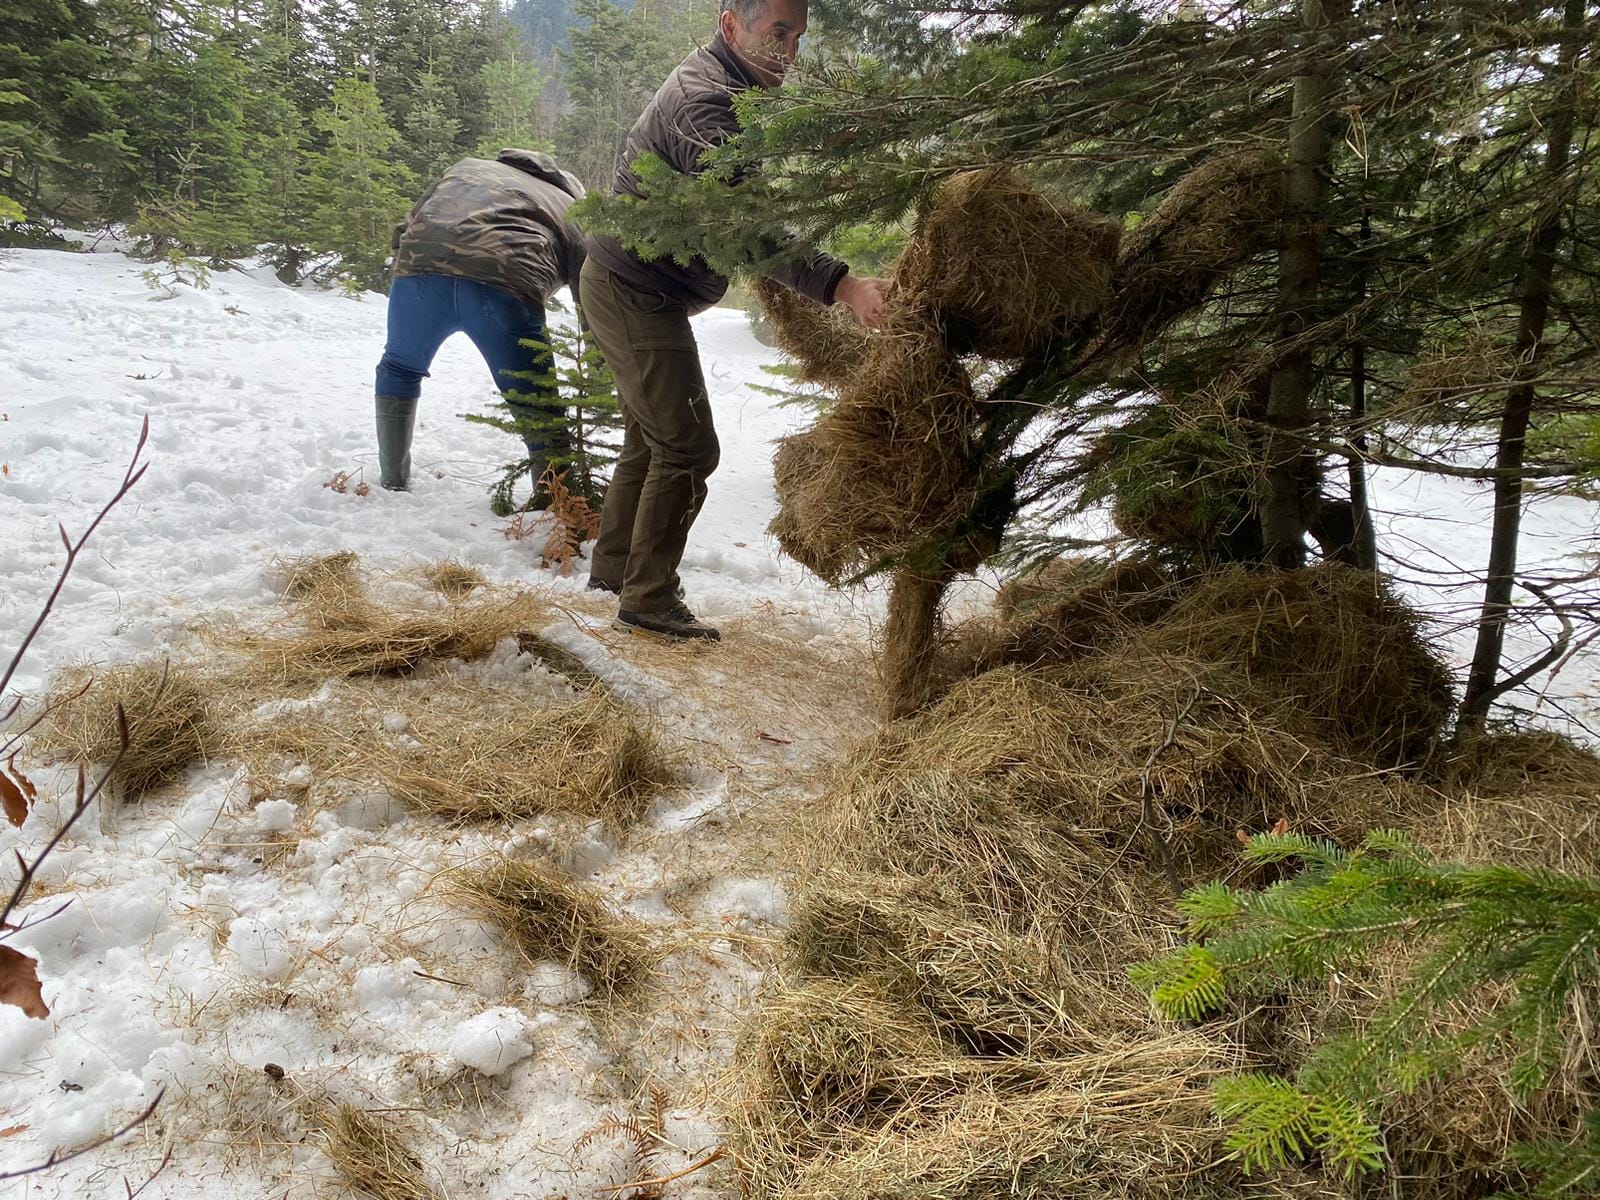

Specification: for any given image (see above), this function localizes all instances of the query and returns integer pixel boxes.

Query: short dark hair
[720,0,768,22]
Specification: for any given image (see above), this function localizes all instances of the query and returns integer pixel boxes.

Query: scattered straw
[234,592,550,682]
[316,1103,436,1200]
[34,660,213,798]
[449,858,656,995]
[373,692,671,827]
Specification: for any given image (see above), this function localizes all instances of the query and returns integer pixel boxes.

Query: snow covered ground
[0,247,878,1198]
[0,243,1595,1197]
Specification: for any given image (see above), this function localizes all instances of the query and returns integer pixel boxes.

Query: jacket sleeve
[764,245,849,306]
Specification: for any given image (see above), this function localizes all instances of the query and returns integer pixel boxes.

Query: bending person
[375,149,586,493]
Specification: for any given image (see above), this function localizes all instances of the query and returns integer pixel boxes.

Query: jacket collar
[709,31,761,91]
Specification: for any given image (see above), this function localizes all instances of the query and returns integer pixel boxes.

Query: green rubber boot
[375,395,418,491]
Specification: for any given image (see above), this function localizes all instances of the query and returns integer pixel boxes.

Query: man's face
[720,0,807,86]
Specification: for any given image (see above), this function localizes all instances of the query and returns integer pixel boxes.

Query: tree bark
[1457,0,1590,732]
[1346,209,1377,570]
[1261,0,1350,569]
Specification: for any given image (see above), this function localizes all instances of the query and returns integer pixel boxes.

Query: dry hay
[370,691,671,827]
[754,277,870,391]
[1095,149,1284,358]
[951,557,1183,680]
[994,554,1113,620]
[767,171,1117,586]
[894,168,1122,361]
[851,662,1405,883]
[769,303,979,584]
[422,559,487,600]
[946,562,1451,770]
[787,870,1165,1054]
[315,1103,436,1200]
[1139,564,1453,768]
[275,550,375,631]
[449,857,656,995]
[34,659,213,798]
[769,1056,1226,1200]
[235,591,550,682]
[1420,730,1600,873]
[730,978,1228,1200]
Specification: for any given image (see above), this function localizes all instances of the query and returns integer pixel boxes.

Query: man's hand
[834,274,888,329]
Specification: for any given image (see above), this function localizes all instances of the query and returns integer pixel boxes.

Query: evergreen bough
[1132,830,1600,1193]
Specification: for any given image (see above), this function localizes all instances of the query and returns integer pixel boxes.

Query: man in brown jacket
[375,149,586,491]
[582,0,886,641]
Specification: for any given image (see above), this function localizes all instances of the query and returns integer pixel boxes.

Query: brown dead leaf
[0,756,36,828]
[0,1125,26,1138]
[0,945,49,1019]
[1271,817,1290,836]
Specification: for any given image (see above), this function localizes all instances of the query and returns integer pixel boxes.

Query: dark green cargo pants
[581,258,720,613]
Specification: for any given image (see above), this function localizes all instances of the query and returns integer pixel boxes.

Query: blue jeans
[375,274,561,451]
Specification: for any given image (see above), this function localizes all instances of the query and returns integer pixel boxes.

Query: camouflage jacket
[393,150,587,308]
[584,34,848,315]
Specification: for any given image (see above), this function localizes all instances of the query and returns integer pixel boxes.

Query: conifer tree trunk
[1347,210,1377,571]
[1261,0,1349,568]
[1458,0,1591,731]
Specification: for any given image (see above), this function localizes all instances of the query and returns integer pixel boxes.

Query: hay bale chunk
[450,858,655,995]
[35,660,212,798]
[1096,150,1284,357]
[754,277,871,390]
[894,169,1122,360]
[769,307,979,584]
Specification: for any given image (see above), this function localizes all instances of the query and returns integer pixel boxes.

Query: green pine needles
[1132,830,1600,1192]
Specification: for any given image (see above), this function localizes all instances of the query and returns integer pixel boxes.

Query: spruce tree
[304,75,415,290]
[1134,829,1600,1194]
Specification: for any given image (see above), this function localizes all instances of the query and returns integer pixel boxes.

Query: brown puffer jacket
[585,34,848,315]
[392,150,587,308]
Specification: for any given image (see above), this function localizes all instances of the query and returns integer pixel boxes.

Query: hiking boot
[616,602,721,642]
[376,395,418,491]
[587,578,685,600]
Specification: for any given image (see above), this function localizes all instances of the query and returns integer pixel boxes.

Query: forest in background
[2,0,719,286]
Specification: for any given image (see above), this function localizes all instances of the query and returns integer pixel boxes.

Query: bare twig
[0,1090,165,1182]
[0,415,149,704]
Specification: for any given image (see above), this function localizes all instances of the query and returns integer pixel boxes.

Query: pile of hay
[448,857,656,995]
[34,659,214,798]
[371,691,671,827]
[423,560,487,600]
[730,553,1600,1200]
